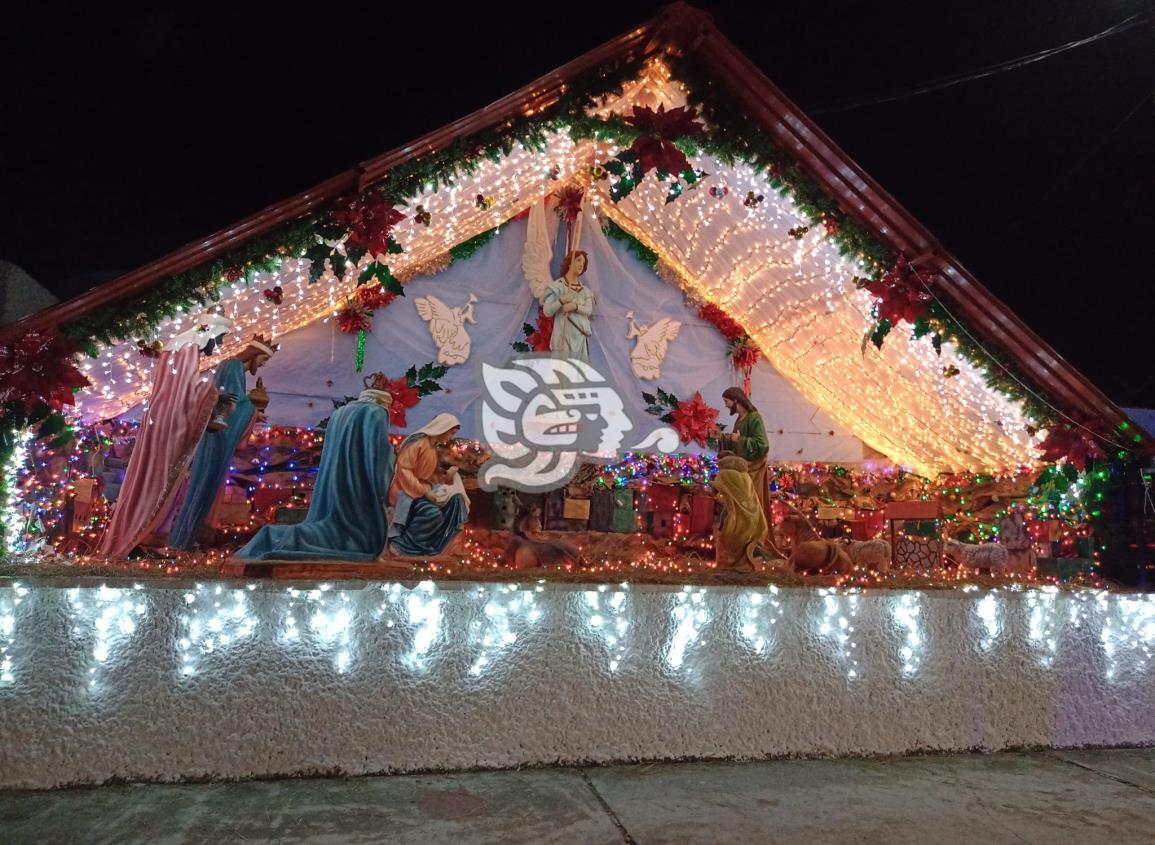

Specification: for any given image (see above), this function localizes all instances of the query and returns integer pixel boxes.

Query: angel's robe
[541,278,595,361]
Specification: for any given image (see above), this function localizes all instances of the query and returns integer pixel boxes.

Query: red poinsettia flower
[223,264,245,283]
[630,136,690,177]
[624,105,704,177]
[729,337,761,371]
[698,303,746,343]
[331,193,406,256]
[625,104,704,140]
[0,333,90,413]
[356,286,396,312]
[1036,420,1107,472]
[863,256,935,326]
[526,306,555,353]
[671,391,720,448]
[386,376,421,427]
[336,304,372,334]
[552,185,585,224]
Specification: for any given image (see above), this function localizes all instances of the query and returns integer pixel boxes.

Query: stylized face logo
[479,355,670,492]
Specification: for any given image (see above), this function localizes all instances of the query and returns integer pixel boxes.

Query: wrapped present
[221,484,248,504]
[252,487,292,512]
[611,488,634,510]
[648,509,676,538]
[215,501,251,527]
[642,485,680,512]
[73,477,100,504]
[589,490,614,532]
[545,489,586,531]
[467,489,494,527]
[274,506,308,525]
[611,507,639,533]
[1036,557,1094,582]
[492,487,518,530]
[563,497,591,521]
[688,494,715,534]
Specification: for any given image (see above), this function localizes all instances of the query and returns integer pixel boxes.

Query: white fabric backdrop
[158,214,862,462]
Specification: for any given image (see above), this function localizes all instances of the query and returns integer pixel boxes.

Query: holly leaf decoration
[912,317,932,340]
[870,319,892,350]
[405,365,418,384]
[523,323,537,338]
[305,243,333,283]
[641,391,657,405]
[386,238,404,255]
[511,341,531,353]
[932,333,943,355]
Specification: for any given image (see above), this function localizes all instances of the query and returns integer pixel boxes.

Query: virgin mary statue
[386,413,469,557]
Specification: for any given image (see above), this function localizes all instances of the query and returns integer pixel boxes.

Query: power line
[811,13,1154,115]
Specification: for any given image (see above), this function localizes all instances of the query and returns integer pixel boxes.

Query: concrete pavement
[1,750,1153,844]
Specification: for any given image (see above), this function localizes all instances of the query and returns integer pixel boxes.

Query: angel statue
[523,200,595,361]
[540,251,595,360]
[415,293,478,366]
[626,311,681,380]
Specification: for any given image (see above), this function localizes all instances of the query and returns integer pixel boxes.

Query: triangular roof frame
[2,2,1137,445]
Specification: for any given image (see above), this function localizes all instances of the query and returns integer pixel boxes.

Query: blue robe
[169,359,253,550]
[387,434,467,557]
[235,400,395,561]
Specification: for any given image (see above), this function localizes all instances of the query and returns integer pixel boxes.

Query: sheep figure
[944,539,1009,576]
[842,539,892,574]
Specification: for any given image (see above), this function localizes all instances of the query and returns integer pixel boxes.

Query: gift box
[545,489,586,531]
[642,485,680,512]
[688,494,715,534]
[611,488,634,510]
[274,506,308,525]
[589,490,615,532]
[611,507,638,533]
[221,484,248,504]
[215,501,251,527]
[648,508,676,538]
[563,497,591,521]
[251,487,292,512]
[1036,557,1094,582]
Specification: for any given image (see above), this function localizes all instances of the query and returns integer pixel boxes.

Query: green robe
[733,412,768,463]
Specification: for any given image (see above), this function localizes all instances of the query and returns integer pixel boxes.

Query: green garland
[50,52,1115,441]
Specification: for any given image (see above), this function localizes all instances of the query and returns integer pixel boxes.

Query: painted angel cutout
[627,311,681,380]
[415,293,478,365]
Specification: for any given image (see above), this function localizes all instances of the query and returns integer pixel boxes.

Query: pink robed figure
[98,345,218,557]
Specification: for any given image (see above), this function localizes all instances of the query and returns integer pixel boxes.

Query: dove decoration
[626,311,681,380]
[414,293,479,366]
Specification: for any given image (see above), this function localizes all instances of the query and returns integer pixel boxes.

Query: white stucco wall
[0,578,1152,789]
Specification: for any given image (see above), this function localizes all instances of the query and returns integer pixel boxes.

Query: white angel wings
[628,314,682,380]
[522,199,560,300]
[415,293,477,366]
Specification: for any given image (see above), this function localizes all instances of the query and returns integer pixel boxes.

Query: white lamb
[944,540,1009,575]
[842,539,892,573]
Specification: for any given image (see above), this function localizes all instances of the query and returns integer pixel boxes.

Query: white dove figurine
[627,311,681,380]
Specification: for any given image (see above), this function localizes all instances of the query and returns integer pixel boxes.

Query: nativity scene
[0,5,1146,591]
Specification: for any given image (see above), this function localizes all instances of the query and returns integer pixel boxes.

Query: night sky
[2,2,1152,404]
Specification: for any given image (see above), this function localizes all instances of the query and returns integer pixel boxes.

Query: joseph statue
[719,386,771,539]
